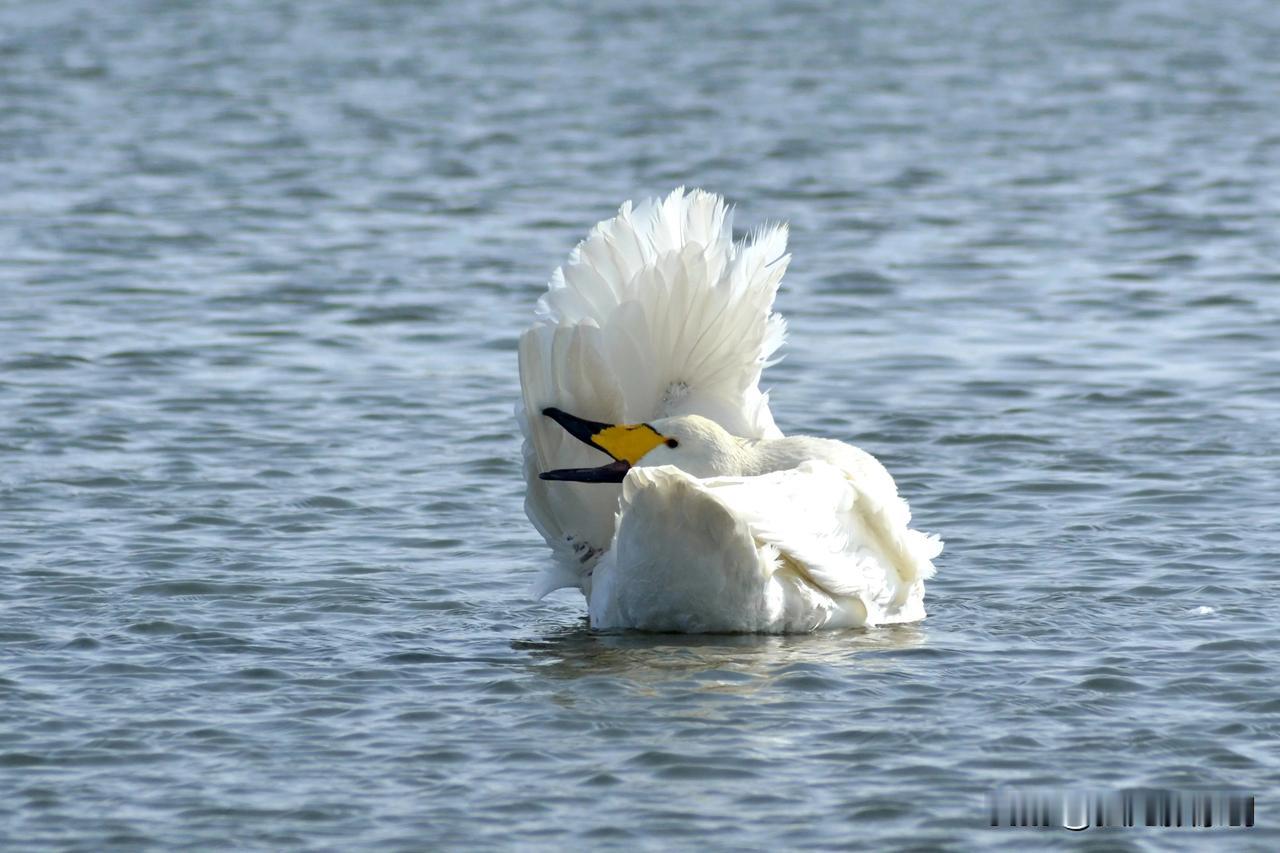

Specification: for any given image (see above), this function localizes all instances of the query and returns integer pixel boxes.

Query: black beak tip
[540,406,618,458]
[538,460,631,483]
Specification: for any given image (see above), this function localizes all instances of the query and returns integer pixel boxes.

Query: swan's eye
[666,438,679,448]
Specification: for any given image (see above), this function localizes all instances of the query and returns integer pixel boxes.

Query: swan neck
[733,436,787,477]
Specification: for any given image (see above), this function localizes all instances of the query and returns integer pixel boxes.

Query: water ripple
[2,0,1279,849]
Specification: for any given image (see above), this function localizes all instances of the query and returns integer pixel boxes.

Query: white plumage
[518,188,941,632]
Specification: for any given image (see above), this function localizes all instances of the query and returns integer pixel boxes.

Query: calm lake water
[2,1,1278,849]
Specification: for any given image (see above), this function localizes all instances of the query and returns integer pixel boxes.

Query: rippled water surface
[3,1,1279,849]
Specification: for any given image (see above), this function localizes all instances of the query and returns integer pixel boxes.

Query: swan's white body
[518,188,941,633]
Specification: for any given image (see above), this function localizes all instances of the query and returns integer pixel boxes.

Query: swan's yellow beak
[539,407,669,483]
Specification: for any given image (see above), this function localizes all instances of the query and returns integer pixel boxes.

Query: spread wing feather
[519,188,790,594]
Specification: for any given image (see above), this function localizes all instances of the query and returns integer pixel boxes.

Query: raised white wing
[519,188,791,595]
[589,463,942,632]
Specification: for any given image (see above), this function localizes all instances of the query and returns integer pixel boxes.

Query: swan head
[539,409,739,482]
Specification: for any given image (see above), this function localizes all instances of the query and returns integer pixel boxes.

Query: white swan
[518,188,941,633]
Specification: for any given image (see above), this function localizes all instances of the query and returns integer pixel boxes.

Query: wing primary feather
[518,189,791,592]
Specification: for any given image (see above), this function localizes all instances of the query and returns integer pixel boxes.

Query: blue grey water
[2,0,1278,849]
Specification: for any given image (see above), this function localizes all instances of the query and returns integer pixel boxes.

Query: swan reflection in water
[512,621,928,693]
